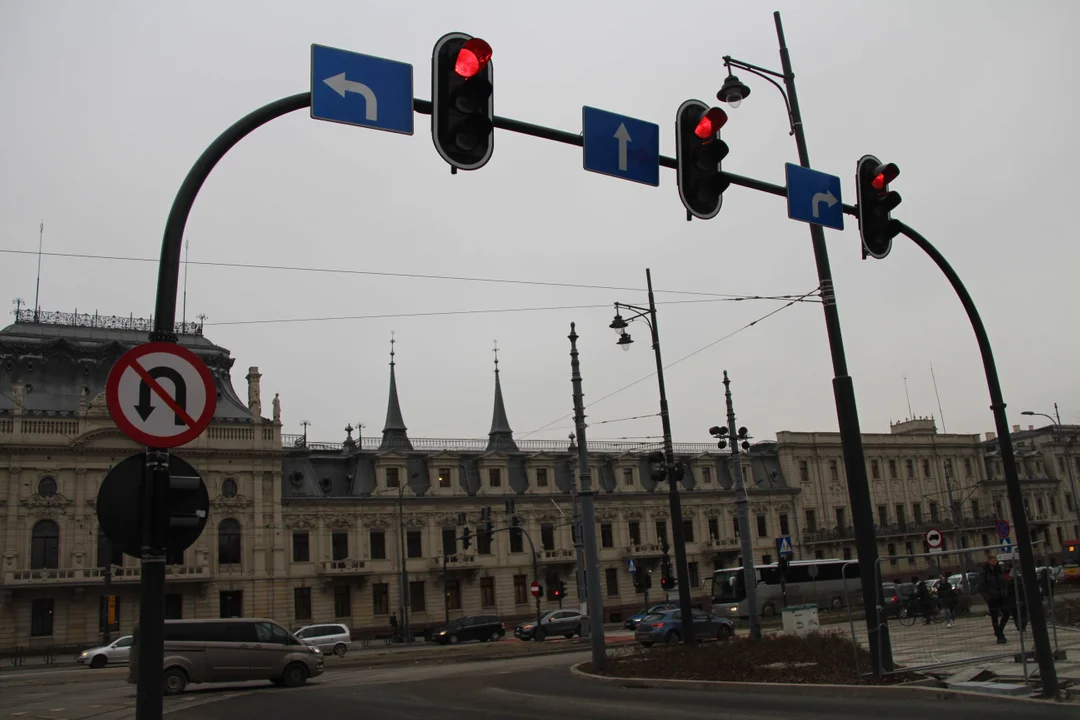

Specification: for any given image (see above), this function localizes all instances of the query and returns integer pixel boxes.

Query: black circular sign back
[96,452,209,558]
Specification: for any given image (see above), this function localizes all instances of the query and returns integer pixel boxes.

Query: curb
[568,662,1060,705]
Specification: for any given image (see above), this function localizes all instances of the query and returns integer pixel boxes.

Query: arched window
[31,520,60,570]
[218,518,242,565]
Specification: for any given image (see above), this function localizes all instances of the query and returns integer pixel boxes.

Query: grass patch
[585,631,920,685]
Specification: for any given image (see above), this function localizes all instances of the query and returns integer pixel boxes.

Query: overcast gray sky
[2,0,1077,447]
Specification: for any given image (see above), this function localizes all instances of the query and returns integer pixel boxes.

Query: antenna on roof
[903,373,914,420]
[33,221,43,322]
[930,362,947,433]
[182,239,190,326]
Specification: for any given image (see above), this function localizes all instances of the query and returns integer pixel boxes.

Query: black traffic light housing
[432,32,494,172]
[461,525,472,550]
[676,99,730,221]
[660,575,675,591]
[856,154,902,259]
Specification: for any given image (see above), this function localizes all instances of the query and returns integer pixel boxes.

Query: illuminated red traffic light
[455,38,493,78]
[871,162,899,190]
[694,107,728,139]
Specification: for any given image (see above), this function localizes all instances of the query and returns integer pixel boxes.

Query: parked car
[880,584,905,618]
[947,572,980,595]
[514,610,585,641]
[431,615,505,645]
[294,623,353,656]
[634,609,733,647]
[78,635,133,669]
[623,603,678,630]
[129,618,323,695]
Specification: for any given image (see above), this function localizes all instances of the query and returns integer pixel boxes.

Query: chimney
[985,431,996,442]
[1012,424,1021,433]
[246,367,262,421]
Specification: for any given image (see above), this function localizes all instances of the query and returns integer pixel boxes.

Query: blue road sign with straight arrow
[785,163,843,231]
[310,44,414,135]
[582,106,660,187]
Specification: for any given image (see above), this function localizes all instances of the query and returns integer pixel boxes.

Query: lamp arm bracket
[722,56,795,137]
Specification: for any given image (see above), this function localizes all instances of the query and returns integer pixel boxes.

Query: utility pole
[568,323,607,668]
[567,432,589,637]
[102,537,114,645]
[720,371,761,641]
[397,482,411,643]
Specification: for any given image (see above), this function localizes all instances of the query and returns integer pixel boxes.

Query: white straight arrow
[614,123,631,171]
[811,190,838,218]
[323,73,378,121]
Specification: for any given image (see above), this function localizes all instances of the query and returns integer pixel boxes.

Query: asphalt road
[5,649,1074,720]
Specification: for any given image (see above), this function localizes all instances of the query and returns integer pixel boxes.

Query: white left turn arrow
[323,73,378,121]
[614,123,632,171]
[811,190,837,218]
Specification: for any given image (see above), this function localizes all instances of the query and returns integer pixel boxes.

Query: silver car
[294,623,353,656]
[78,635,133,669]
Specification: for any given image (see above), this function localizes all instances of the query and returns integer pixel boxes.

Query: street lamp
[1022,407,1080,537]
[717,11,891,672]
[610,268,695,645]
[709,372,761,641]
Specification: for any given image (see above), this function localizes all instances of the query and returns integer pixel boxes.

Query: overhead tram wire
[519,287,819,440]
[0,248,817,303]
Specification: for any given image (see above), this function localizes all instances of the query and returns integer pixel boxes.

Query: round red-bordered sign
[105,342,217,448]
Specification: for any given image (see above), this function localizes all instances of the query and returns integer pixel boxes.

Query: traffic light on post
[461,525,472,550]
[432,33,494,172]
[676,100,730,220]
[856,155,902,259]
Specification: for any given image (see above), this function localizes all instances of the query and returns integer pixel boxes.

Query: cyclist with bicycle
[914,580,935,625]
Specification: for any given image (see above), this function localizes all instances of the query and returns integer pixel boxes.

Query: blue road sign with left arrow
[785,163,843,231]
[310,44,414,135]
[582,106,660,187]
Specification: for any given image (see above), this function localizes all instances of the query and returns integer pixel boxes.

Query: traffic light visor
[871,163,899,190]
[694,107,728,138]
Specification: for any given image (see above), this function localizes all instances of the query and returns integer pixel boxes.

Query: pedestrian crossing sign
[776,535,794,557]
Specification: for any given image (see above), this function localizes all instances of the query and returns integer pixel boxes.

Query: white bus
[710,559,862,619]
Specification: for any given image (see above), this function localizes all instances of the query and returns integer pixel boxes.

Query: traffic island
[581,631,919,685]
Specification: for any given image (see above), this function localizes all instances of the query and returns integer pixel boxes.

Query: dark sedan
[623,603,678,630]
[430,615,505,645]
[634,609,734,647]
[514,610,586,641]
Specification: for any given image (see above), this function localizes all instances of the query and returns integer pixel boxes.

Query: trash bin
[781,604,820,637]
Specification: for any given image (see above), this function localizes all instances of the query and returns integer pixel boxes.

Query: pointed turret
[487,342,518,453]
[380,334,413,452]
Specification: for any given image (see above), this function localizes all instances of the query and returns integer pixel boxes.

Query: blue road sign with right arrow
[785,163,844,231]
[310,44,414,135]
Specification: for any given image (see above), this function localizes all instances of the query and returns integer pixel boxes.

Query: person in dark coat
[914,580,934,625]
[938,575,959,628]
[980,556,1011,643]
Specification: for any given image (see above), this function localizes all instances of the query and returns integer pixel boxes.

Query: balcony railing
[623,543,665,557]
[317,559,371,575]
[535,549,575,562]
[704,537,739,550]
[281,434,726,456]
[3,564,209,586]
[433,553,479,568]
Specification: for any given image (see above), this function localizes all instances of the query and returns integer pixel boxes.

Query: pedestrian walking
[938,574,958,628]
[979,556,1011,644]
[390,612,399,642]
[914,580,934,625]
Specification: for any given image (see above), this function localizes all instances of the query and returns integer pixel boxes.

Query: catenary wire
[519,288,818,439]
[0,247,813,303]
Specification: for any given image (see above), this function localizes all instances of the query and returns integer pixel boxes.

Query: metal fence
[837,542,1071,678]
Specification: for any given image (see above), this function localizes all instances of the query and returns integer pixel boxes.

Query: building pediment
[526,451,555,463]
[284,514,317,530]
[22,492,73,511]
[478,451,509,462]
[211,494,252,511]
[70,426,131,448]
[376,451,408,462]
[426,451,459,461]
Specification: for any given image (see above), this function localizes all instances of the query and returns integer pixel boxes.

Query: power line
[519,288,818,439]
[0,248,813,303]
[202,294,818,327]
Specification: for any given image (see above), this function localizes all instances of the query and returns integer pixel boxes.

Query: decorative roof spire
[487,340,518,453]
[380,332,412,451]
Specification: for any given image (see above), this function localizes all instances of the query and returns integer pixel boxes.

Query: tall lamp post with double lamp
[716,11,890,670]
[610,268,694,645]
[1023,407,1080,537]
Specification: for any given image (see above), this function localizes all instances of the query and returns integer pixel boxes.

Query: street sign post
[105,342,216,448]
[996,519,1011,539]
[310,44,414,135]
[925,527,944,553]
[775,535,794,557]
[582,106,660,187]
[96,453,210,558]
[785,163,844,231]
[530,580,541,598]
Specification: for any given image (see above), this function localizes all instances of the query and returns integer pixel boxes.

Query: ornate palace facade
[2,312,1076,651]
